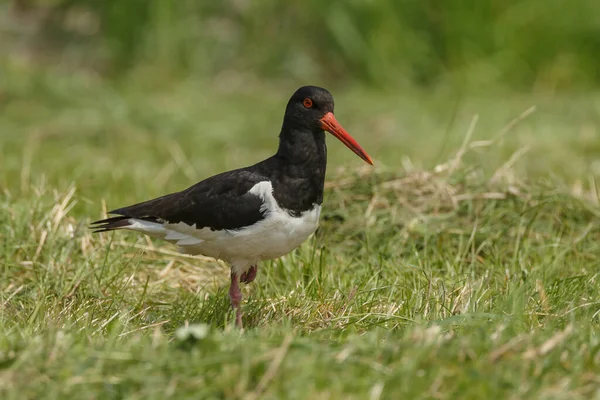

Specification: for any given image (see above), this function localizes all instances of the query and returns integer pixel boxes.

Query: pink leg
[228,272,243,329]
[240,265,258,284]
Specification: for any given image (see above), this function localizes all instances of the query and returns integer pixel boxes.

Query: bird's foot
[240,265,258,284]
[229,272,244,330]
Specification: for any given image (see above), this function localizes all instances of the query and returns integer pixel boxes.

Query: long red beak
[320,112,374,165]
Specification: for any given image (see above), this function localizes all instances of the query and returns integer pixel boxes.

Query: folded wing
[90,169,268,236]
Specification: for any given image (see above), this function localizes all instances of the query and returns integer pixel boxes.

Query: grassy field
[1,67,600,398]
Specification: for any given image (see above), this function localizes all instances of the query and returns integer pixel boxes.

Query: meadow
[1,1,600,398]
[1,67,599,399]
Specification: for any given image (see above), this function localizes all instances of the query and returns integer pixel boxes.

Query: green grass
[1,67,600,399]
[10,0,600,90]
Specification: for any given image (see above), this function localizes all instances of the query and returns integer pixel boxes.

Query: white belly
[124,181,321,272]
[181,204,321,262]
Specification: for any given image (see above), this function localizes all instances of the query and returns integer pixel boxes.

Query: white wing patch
[123,181,321,269]
[126,219,205,245]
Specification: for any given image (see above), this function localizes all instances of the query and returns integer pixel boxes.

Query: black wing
[91,169,268,232]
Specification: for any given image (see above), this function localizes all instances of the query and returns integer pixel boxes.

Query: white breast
[124,181,321,272]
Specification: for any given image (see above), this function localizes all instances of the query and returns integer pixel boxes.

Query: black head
[284,86,335,131]
[281,85,373,165]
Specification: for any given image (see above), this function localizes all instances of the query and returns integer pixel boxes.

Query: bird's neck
[264,125,327,211]
[275,126,327,174]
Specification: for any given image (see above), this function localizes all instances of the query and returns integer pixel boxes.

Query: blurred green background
[4,0,600,90]
[2,0,600,202]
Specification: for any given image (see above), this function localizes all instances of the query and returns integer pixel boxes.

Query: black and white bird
[91,86,373,329]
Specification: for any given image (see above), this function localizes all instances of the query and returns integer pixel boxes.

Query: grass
[1,67,600,398]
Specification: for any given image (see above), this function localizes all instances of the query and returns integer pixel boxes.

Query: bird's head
[284,86,373,165]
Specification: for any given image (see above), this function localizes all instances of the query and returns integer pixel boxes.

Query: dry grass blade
[245,333,294,400]
[523,325,574,360]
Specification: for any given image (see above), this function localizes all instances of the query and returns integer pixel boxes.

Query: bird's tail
[89,216,132,233]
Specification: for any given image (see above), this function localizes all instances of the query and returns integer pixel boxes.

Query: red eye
[303,98,313,108]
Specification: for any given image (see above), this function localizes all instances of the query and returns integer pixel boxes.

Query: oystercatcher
[91,86,373,329]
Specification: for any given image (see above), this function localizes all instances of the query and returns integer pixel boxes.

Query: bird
[91,86,373,329]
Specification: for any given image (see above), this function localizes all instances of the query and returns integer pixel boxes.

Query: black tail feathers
[89,216,131,233]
